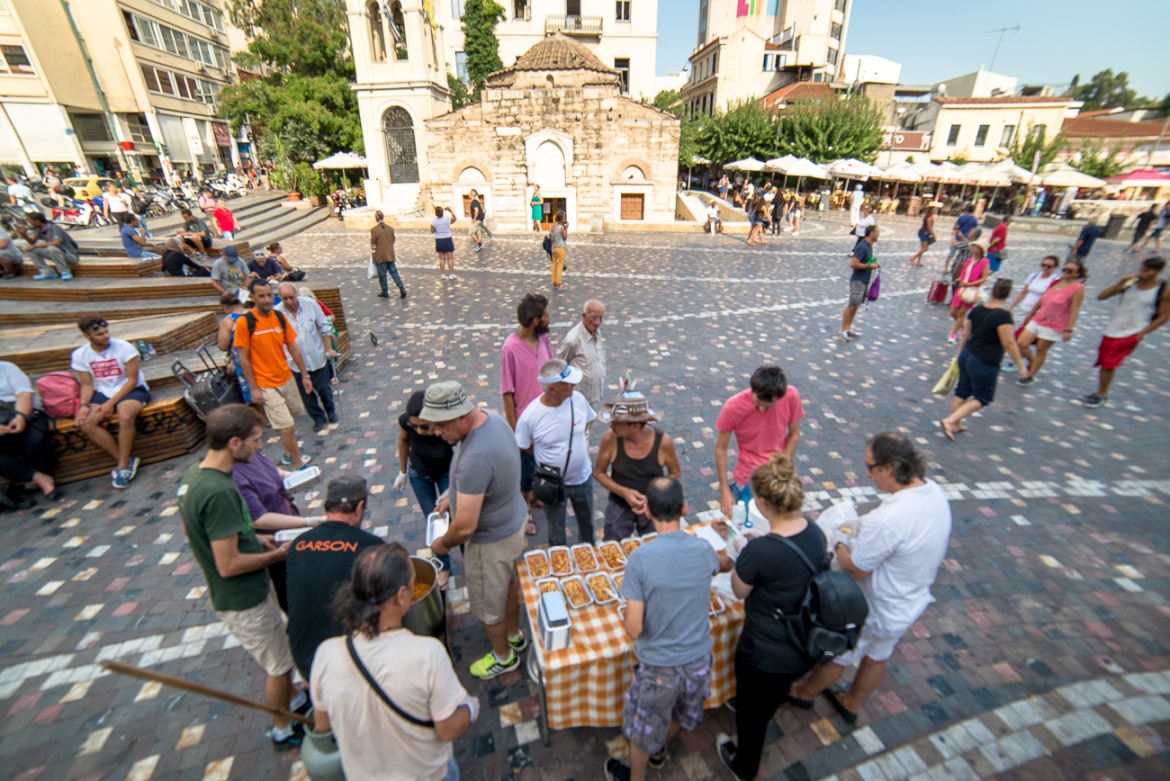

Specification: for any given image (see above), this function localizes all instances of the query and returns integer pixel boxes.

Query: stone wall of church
[424,83,680,230]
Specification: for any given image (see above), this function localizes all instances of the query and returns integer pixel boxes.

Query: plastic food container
[560,575,593,609]
[283,465,321,491]
[425,512,450,547]
[620,537,642,557]
[535,577,562,597]
[570,543,600,574]
[548,546,574,577]
[709,590,725,616]
[586,572,619,605]
[274,527,311,544]
[524,550,551,580]
[597,541,626,570]
[641,533,658,544]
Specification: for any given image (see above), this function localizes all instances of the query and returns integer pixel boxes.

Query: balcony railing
[545,15,603,35]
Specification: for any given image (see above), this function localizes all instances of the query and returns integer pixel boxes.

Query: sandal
[939,420,956,441]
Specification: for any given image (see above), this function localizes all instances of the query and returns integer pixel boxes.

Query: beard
[534,321,550,336]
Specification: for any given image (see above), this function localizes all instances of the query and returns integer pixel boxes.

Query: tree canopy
[1072,137,1127,179]
[462,0,506,97]
[1007,123,1065,171]
[1067,69,1155,110]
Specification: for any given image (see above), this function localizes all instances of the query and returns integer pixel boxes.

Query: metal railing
[545,14,603,34]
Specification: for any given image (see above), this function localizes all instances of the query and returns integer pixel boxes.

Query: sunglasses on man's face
[88,321,109,331]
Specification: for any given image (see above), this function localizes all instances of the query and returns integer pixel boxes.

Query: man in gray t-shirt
[612,476,725,781]
[423,381,529,681]
[210,245,255,296]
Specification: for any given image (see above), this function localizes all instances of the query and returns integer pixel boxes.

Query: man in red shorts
[1082,257,1169,408]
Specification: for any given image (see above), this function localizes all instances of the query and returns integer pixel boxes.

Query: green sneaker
[469,650,519,680]
[508,632,528,653]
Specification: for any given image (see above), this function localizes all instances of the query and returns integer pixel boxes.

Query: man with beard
[500,294,552,510]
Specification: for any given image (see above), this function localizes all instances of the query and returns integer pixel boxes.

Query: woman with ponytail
[716,454,826,781]
[310,543,479,781]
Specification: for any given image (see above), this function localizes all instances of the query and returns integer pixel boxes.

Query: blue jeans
[520,450,536,493]
[410,467,451,569]
[376,261,405,295]
[543,481,595,546]
[443,757,460,781]
[731,480,753,507]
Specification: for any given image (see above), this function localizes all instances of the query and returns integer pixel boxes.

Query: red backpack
[36,371,81,419]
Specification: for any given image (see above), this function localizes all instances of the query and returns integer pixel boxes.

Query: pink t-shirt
[1033,281,1084,332]
[500,332,553,418]
[716,387,805,486]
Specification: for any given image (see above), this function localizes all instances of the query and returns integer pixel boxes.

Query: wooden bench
[13,257,162,278]
[0,276,220,302]
[0,298,223,326]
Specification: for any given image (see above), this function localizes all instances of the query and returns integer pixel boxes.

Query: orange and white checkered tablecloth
[517,525,744,731]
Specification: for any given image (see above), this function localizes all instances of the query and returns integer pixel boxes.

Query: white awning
[157,114,191,163]
[4,103,75,162]
[0,112,25,165]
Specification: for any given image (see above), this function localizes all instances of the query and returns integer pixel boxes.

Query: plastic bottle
[732,500,747,529]
[146,342,157,359]
[136,340,148,360]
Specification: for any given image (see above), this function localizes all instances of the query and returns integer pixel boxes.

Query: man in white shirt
[706,202,721,236]
[556,300,606,436]
[515,359,597,546]
[789,433,952,724]
[6,177,32,205]
[276,282,337,432]
[71,316,152,490]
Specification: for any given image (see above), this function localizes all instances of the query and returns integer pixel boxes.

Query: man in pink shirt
[500,293,552,505]
[715,366,804,518]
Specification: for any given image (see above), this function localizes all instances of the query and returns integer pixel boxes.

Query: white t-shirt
[0,360,36,408]
[1019,270,1058,314]
[1105,282,1162,338]
[431,215,452,239]
[70,339,147,399]
[850,479,952,639]
[855,214,876,235]
[310,630,468,781]
[514,391,596,486]
[105,192,129,212]
[706,204,719,220]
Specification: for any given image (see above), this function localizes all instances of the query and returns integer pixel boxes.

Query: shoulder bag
[346,636,435,728]
[530,397,575,506]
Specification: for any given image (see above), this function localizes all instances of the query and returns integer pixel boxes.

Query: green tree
[695,100,778,167]
[677,118,702,170]
[1067,69,1152,110]
[653,89,683,116]
[1008,123,1066,171]
[462,0,506,96]
[1073,137,1127,179]
[447,73,474,110]
[773,97,884,163]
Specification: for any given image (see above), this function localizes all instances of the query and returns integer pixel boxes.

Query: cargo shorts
[622,653,713,754]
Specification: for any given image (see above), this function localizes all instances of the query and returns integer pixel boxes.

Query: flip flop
[825,690,859,726]
[940,420,956,441]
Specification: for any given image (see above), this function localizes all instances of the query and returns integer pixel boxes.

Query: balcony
[545,15,603,36]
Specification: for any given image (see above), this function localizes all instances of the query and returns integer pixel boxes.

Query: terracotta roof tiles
[500,34,617,75]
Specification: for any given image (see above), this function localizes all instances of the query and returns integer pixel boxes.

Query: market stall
[518,522,744,742]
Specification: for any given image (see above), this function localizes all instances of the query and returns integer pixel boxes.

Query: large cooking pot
[300,708,345,781]
[404,556,445,639]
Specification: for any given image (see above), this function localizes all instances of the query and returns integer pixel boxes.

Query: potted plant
[297,164,329,206]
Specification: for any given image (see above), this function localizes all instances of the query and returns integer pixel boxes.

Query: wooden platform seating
[12,256,162,278]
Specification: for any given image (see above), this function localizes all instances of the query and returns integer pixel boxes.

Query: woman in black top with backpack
[717,453,826,780]
[396,390,455,578]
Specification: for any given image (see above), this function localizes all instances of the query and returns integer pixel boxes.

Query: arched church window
[382,107,419,184]
[366,1,386,62]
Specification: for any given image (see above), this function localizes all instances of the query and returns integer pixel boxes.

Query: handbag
[959,286,979,304]
[542,235,552,255]
[866,269,881,302]
[346,636,435,728]
[932,358,960,396]
[367,257,377,279]
[0,401,16,426]
[530,398,574,506]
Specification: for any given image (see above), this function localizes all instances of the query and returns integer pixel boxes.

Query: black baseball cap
[324,476,368,512]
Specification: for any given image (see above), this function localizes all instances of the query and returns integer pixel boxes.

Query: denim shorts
[91,387,151,407]
[954,348,1000,407]
[622,653,713,754]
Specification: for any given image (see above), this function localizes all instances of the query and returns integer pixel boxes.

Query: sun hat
[419,381,475,422]
[538,361,583,386]
[599,390,660,424]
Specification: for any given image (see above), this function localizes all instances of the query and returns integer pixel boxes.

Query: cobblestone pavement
[4,212,1169,781]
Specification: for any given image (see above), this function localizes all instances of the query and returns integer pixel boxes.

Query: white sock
[493,650,512,664]
[272,723,296,740]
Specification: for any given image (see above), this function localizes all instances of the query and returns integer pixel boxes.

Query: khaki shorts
[1024,319,1063,343]
[259,377,305,429]
[217,589,294,677]
[464,525,525,626]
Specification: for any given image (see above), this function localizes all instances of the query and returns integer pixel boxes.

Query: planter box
[309,195,327,207]
[288,192,302,202]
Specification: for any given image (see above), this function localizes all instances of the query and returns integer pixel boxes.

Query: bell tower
[347,0,451,213]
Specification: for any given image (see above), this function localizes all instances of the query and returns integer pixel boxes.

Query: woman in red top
[987,216,1011,273]
[1015,259,1087,387]
[948,244,990,343]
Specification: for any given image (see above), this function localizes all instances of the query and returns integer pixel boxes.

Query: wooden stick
[100,660,313,726]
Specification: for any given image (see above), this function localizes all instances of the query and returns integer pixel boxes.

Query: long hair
[332,543,412,639]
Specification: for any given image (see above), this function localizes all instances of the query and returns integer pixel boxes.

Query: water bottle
[146,343,157,359]
[732,500,747,530]
[136,340,149,360]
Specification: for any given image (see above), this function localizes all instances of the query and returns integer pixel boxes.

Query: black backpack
[243,309,288,337]
[757,533,870,665]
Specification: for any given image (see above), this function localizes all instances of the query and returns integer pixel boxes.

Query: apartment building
[435,0,659,99]
[682,0,851,116]
[0,0,240,180]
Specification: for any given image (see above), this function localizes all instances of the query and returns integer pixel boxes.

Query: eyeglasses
[865,462,879,471]
[87,320,109,331]
[1061,268,1077,275]
[408,421,434,433]
[1041,263,1056,269]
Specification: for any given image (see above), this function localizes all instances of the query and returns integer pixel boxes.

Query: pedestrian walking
[947,243,991,343]
[468,188,491,252]
[370,210,407,299]
[1081,256,1170,408]
[987,215,1011,273]
[178,405,305,747]
[837,225,880,342]
[556,299,606,434]
[788,434,952,725]
[715,365,803,519]
[852,204,876,239]
[1072,217,1102,265]
[423,381,530,679]
[746,195,768,246]
[501,293,553,510]
[1001,255,1059,372]
[430,206,457,279]
[594,388,680,540]
[947,204,979,264]
[395,390,454,578]
[789,193,803,236]
[276,283,337,433]
[549,212,568,289]
[1127,204,1159,252]
[717,454,823,781]
[515,359,596,546]
[848,183,864,229]
[1015,259,1087,387]
[102,182,131,223]
[939,278,1031,440]
[1136,203,1169,254]
[769,188,784,236]
[530,185,544,232]
[909,206,935,267]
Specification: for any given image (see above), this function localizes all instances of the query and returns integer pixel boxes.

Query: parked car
[61,176,119,200]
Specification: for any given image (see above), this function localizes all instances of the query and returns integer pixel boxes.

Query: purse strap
[346,635,435,728]
[560,395,575,478]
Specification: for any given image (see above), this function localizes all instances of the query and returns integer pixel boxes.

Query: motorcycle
[45,198,106,229]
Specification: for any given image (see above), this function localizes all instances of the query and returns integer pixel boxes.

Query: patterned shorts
[622,653,713,754]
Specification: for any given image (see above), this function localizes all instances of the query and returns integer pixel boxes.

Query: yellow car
[61,176,120,200]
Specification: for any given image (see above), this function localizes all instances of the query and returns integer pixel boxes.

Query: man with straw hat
[593,381,681,541]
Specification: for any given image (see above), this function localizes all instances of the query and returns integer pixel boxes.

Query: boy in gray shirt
[610,477,729,781]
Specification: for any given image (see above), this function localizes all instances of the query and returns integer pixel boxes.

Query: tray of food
[709,590,725,616]
[561,575,593,609]
[620,537,642,557]
[548,546,574,577]
[525,550,551,579]
[535,577,563,596]
[571,543,600,574]
[612,572,624,595]
[597,540,626,570]
[641,533,658,544]
[586,572,619,605]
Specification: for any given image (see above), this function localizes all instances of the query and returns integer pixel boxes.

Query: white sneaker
[947,333,958,344]
[792,231,800,236]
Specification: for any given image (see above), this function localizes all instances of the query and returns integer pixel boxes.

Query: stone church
[345,0,680,231]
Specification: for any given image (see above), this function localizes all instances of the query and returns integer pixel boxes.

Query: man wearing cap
[556,300,606,437]
[501,294,552,506]
[515,359,597,546]
[211,244,256,296]
[423,381,529,680]
[284,476,384,682]
[593,390,680,540]
[715,366,803,519]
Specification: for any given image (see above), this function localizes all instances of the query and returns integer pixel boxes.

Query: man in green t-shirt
[178,404,303,746]
[176,208,213,256]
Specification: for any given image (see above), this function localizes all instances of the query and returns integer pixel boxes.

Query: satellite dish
[936,82,947,97]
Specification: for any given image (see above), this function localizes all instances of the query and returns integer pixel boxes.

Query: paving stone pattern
[3,213,1169,781]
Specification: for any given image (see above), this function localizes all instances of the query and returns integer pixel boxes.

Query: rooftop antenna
[986,24,1020,74]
